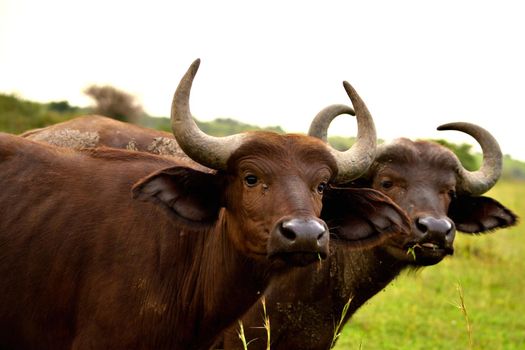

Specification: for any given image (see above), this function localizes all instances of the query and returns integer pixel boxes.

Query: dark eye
[317,182,327,194]
[244,175,259,187]
[380,180,393,189]
[448,189,457,199]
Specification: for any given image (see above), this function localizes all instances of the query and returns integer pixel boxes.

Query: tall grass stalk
[261,297,271,350]
[330,295,353,349]
[237,320,250,350]
[456,282,473,350]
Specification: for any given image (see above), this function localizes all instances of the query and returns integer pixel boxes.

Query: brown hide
[21,114,187,157]
[218,138,518,350]
[0,134,217,349]
[0,131,330,349]
[0,130,405,349]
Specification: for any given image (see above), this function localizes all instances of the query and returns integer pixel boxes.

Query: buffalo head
[133,59,385,267]
[309,106,517,266]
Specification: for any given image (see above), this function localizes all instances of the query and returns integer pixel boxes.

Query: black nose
[268,217,329,264]
[415,216,455,243]
[280,218,326,242]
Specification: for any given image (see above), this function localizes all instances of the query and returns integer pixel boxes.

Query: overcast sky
[1,0,524,160]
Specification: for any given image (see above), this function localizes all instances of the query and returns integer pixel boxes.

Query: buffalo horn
[308,81,377,183]
[171,59,247,170]
[437,122,502,195]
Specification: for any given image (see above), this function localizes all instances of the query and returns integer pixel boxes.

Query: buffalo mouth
[269,251,328,267]
[404,241,454,265]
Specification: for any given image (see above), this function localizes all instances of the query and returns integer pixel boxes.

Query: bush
[84,85,144,123]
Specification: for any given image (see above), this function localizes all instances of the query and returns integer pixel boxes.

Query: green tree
[47,100,78,113]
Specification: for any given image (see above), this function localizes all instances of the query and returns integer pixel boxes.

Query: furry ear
[322,187,411,248]
[132,166,224,226]
[449,195,518,233]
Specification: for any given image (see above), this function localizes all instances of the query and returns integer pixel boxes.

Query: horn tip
[190,58,201,71]
[437,122,458,131]
[342,81,358,98]
[437,122,473,131]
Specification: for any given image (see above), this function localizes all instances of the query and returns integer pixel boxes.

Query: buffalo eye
[244,175,259,187]
[448,189,457,199]
[380,180,393,189]
[316,182,327,194]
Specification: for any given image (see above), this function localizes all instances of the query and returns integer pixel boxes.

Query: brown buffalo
[0,61,410,350]
[21,114,188,156]
[217,103,518,350]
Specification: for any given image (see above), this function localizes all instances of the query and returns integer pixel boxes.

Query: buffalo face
[224,134,336,266]
[369,155,457,265]
[363,140,517,266]
[132,134,336,267]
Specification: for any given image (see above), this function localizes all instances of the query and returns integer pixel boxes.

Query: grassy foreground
[334,179,525,350]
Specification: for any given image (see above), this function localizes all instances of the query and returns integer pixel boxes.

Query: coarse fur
[24,128,101,149]
[0,131,409,350]
[22,115,189,156]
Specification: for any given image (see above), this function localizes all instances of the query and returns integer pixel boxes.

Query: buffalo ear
[132,166,224,226]
[449,195,518,233]
[322,187,411,247]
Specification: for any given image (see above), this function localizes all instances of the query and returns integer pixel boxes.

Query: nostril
[317,232,324,241]
[415,218,428,233]
[445,221,454,236]
[280,222,297,241]
[281,227,297,241]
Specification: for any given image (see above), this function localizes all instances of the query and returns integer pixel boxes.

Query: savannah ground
[334,179,525,350]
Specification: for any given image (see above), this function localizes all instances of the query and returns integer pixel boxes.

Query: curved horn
[437,122,502,195]
[171,59,247,170]
[309,81,377,183]
[308,104,355,142]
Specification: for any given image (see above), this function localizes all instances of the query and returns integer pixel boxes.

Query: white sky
[1,0,524,160]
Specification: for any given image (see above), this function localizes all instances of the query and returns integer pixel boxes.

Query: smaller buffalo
[217,100,518,350]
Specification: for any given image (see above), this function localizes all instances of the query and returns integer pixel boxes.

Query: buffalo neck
[156,210,271,350]
[330,242,407,317]
[220,241,409,350]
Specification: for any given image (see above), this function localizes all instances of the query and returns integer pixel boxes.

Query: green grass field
[334,179,525,350]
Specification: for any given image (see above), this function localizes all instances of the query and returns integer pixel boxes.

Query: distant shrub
[84,85,144,123]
